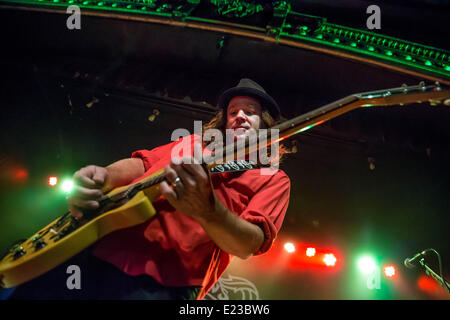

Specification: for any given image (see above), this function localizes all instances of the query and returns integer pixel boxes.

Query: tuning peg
[428,100,440,106]
[435,81,441,91]
[401,83,408,93]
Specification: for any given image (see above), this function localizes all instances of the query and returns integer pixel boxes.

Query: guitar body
[0,187,158,288]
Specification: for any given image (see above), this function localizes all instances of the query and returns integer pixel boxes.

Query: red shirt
[93,135,290,297]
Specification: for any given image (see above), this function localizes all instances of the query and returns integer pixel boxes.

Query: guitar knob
[34,239,47,250]
[12,245,26,260]
[435,81,441,91]
[401,83,408,93]
[31,234,47,251]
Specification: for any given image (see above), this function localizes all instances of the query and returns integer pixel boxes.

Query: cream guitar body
[0,171,163,288]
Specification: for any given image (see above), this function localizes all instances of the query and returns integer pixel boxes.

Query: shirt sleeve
[131,135,199,172]
[240,171,291,255]
[131,145,165,172]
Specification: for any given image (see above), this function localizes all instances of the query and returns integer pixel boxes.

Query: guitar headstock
[353,82,450,108]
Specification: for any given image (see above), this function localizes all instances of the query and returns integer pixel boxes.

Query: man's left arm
[197,193,265,259]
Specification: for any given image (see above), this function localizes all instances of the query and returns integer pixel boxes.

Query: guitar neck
[105,83,450,201]
[273,95,360,141]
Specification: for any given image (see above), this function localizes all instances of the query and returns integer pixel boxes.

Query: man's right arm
[68,158,145,219]
[103,158,146,193]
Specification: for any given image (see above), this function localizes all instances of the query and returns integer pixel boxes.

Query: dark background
[0,1,449,299]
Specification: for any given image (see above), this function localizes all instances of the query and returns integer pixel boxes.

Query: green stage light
[357,256,376,274]
[61,180,74,194]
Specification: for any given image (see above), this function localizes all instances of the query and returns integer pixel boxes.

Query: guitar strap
[196,160,265,299]
[196,246,222,300]
[209,160,261,174]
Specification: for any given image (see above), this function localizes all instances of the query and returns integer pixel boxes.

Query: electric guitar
[0,82,449,288]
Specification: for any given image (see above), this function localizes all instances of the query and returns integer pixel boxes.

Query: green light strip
[300,22,449,77]
[0,0,172,16]
[280,25,449,78]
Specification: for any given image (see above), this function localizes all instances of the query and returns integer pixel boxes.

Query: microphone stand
[419,258,450,293]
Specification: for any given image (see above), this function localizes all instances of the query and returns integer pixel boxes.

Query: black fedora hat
[218,78,281,119]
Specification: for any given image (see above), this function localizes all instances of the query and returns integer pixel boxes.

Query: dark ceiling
[0,1,449,299]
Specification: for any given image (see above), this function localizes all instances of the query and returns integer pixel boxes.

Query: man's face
[225,96,262,140]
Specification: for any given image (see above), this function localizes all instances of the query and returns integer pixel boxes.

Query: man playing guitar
[8,78,291,300]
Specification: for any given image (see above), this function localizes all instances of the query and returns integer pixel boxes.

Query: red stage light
[306,247,316,257]
[284,242,296,253]
[14,169,28,180]
[383,265,396,278]
[48,176,58,186]
[417,275,441,294]
[323,253,337,267]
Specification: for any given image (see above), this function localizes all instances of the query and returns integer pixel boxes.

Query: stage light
[306,247,316,257]
[48,176,58,186]
[357,256,376,274]
[284,242,295,253]
[417,275,441,294]
[383,265,396,278]
[13,168,28,182]
[323,253,337,267]
[61,179,74,193]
